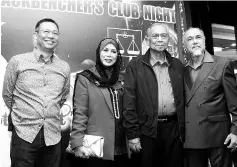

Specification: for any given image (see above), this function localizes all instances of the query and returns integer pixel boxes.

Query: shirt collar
[150,53,170,67]
[33,47,55,63]
[185,50,214,69]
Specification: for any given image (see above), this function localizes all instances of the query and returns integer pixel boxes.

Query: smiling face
[100,43,118,67]
[35,22,59,52]
[146,24,170,52]
[184,28,206,57]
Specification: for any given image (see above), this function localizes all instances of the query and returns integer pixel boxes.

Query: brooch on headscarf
[95,81,100,86]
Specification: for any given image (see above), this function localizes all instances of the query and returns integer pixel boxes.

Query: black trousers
[60,154,131,167]
[87,154,131,167]
[185,147,232,167]
[60,129,71,167]
[232,150,237,167]
[135,119,183,167]
[10,127,61,167]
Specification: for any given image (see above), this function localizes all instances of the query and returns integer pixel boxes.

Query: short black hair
[35,18,59,31]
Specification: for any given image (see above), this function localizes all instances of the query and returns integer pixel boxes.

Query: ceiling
[208,1,237,27]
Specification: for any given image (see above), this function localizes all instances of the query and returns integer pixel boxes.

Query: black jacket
[123,49,185,141]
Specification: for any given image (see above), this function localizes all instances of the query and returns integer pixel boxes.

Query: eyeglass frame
[36,29,60,37]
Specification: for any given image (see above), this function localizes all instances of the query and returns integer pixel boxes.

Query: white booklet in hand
[83,135,104,158]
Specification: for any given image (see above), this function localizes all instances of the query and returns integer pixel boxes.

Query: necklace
[109,88,120,119]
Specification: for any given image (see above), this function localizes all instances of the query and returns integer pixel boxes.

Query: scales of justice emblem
[116,32,140,56]
[107,27,142,71]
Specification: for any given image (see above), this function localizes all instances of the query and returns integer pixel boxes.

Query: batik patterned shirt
[2,49,70,145]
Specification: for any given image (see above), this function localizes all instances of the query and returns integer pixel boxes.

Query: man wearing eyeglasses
[2,18,70,167]
[123,23,185,167]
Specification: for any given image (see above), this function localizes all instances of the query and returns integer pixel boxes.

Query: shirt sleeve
[70,74,89,149]
[2,56,18,131]
[222,60,237,135]
[123,61,140,140]
[60,64,71,107]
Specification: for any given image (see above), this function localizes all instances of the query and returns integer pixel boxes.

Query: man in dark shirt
[123,23,185,167]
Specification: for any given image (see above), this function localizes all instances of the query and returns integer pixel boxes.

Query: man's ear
[34,32,38,40]
[167,35,170,44]
[145,36,149,46]
[32,33,37,47]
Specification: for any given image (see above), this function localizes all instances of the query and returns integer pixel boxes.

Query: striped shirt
[150,54,175,116]
[2,49,70,145]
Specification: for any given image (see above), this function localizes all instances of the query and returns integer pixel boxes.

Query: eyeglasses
[151,33,168,39]
[37,30,60,37]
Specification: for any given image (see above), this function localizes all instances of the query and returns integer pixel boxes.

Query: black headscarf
[80,38,122,87]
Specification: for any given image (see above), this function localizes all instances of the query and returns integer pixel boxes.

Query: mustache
[192,45,201,49]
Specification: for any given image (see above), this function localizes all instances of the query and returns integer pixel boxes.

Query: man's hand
[65,144,74,154]
[224,133,237,149]
[128,138,142,153]
[74,146,92,159]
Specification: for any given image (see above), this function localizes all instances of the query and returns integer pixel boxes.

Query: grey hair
[182,27,205,45]
[146,23,170,37]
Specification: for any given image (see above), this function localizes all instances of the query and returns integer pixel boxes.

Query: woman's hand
[74,146,92,159]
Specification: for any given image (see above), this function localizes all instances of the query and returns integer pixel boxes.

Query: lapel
[184,67,192,103]
[186,51,215,104]
[184,80,191,103]
[184,67,193,91]
[99,88,113,114]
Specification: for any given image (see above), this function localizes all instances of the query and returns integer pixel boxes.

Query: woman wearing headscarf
[70,38,129,167]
